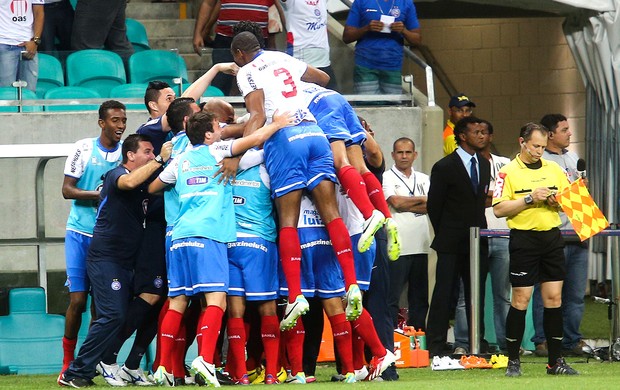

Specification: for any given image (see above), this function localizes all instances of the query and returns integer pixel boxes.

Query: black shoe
[534,341,548,357]
[58,374,94,388]
[380,363,399,381]
[546,357,579,375]
[216,369,236,385]
[505,359,521,377]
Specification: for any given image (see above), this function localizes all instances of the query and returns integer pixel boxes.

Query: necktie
[470,157,479,193]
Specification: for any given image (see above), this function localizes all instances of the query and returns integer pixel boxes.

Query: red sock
[284,320,305,375]
[325,218,357,288]
[172,321,187,378]
[261,315,280,377]
[199,306,224,364]
[329,313,354,374]
[362,171,392,218]
[352,310,386,358]
[152,299,170,370]
[226,317,246,379]
[195,312,204,357]
[62,337,77,371]
[351,334,366,370]
[337,165,375,219]
[160,309,183,370]
[279,227,302,302]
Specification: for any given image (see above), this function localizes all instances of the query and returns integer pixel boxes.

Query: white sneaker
[354,366,368,381]
[279,295,310,331]
[384,218,401,261]
[96,362,127,387]
[152,366,174,387]
[119,365,154,386]
[285,371,306,384]
[345,284,363,321]
[366,349,396,380]
[358,210,385,253]
[431,356,464,371]
[191,356,220,387]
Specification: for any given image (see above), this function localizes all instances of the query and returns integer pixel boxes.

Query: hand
[159,141,173,162]
[271,109,296,128]
[546,192,560,208]
[368,20,385,33]
[217,62,239,75]
[390,21,405,33]
[193,36,204,55]
[215,156,240,184]
[18,41,37,59]
[530,187,552,203]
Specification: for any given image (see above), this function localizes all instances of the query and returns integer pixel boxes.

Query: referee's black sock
[543,307,563,367]
[102,296,153,365]
[125,301,163,370]
[505,305,526,361]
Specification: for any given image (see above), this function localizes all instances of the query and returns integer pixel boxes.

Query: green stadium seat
[203,85,224,97]
[37,53,65,99]
[109,83,148,110]
[0,87,43,112]
[44,86,101,111]
[126,18,151,52]
[129,50,189,91]
[66,49,127,97]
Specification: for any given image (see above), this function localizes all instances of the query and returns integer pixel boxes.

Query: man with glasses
[443,93,476,156]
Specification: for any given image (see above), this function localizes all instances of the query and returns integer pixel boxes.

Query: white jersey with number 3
[236,50,316,125]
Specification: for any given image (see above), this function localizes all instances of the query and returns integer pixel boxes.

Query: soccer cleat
[58,373,95,388]
[505,359,522,377]
[96,362,126,387]
[118,365,154,386]
[546,357,579,375]
[152,366,175,387]
[215,369,235,386]
[279,295,310,331]
[264,374,279,385]
[305,376,316,383]
[285,371,306,384]
[345,284,363,321]
[354,366,368,381]
[343,372,356,383]
[490,354,508,369]
[277,367,288,383]
[247,366,262,383]
[365,349,396,380]
[191,356,220,387]
[384,218,400,261]
[358,210,385,253]
[431,356,464,371]
[233,374,250,385]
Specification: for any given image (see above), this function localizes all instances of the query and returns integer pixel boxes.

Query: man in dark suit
[426,116,490,357]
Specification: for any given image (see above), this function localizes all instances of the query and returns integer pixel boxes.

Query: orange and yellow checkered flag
[555,178,609,241]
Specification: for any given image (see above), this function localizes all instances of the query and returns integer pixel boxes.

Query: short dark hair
[392,137,415,151]
[233,21,265,48]
[520,122,549,141]
[166,97,196,134]
[539,114,567,133]
[479,119,494,135]
[187,111,216,146]
[453,116,482,145]
[122,134,152,164]
[144,80,171,113]
[98,100,126,120]
[231,31,261,54]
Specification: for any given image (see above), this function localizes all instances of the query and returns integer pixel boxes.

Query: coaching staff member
[59,134,172,388]
[492,122,577,377]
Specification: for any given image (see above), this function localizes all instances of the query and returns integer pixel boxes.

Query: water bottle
[415,329,427,350]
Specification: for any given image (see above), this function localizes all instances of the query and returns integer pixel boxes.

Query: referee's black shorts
[508,228,565,287]
[134,220,167,296]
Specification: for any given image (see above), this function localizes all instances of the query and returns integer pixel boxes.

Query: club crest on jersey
[111,279,121,291]
[390,7,401,18]
[187,176,208,185]
[233,195,246,205]
[154,277,163,289]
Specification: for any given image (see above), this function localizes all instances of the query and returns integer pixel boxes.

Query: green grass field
[2,356,618,390]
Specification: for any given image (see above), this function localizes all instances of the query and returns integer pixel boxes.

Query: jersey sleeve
[239,148,265,170]
[345,0,363,28]
[237,66,261,98]
[492,169,512,206]
[403,1,420,29]
[209,140,235,162]
[64,140,88,179]
[382,170,397,199]
[159,158,179,185]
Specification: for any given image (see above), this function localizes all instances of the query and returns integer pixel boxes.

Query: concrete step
[149,36,196,54]
[126,2,181,19]
[141,19,195,38]
[182,53,214,73]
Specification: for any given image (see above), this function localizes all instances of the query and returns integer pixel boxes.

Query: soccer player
[148,110,294,387]
[231,31,364,331]
[59,100,127,382]
[58,135,173,388]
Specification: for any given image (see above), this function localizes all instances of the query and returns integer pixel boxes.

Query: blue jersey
[136,116,172,155]
[161,142,235,243]
[232,164,277,242]
[163,131,192,227]
[64,137,122,235]
[346,0,419,70]
[87,165,149,268]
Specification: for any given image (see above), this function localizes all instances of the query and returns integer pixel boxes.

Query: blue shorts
[227,236,278,301]
[351,233,375,291]
[309,92,367,147]
[264,122,336,198]
[279,227,345,299]
[64,230,92,293]
[167,237,229,297]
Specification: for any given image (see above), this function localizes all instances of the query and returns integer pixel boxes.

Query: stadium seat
[0,87,43,112]
[203,85,224,97]
[126,18,151,52]
[66,49,127,97]
[0,288,65,374]
[129,50,189,91]
[44,86,101,111]
[36,53,65,99]
[109,83,148,110]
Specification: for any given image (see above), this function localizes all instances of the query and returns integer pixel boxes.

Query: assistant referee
[492,122,577,377]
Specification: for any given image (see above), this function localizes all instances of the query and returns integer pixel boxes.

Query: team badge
[111,279,121,291]
[154,277,163,289]
[314,8,321,17]
[390,7,401,18]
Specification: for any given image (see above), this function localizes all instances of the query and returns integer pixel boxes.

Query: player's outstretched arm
[118,142,172,190]
[182,62,239,101]
[231,110,295,156]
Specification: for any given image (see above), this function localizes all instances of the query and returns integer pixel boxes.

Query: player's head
[203,98,235,124]
[187,111,219,146]
[144,80,176,117]
[122,134,155,167]
[233,20,265,48]
[167,97,199,134]
[540,113,570,149]
[231,32,261,67]
[98,100,127,146]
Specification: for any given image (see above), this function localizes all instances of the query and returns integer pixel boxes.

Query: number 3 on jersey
[274,68,297,98]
